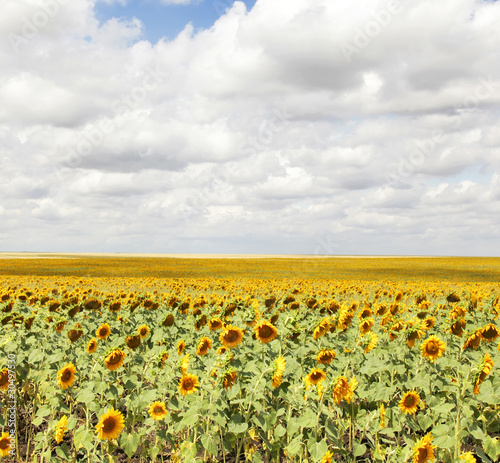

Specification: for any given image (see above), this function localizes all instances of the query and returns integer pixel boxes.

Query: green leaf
[120,433,141,458]
[228,414,248,434]
[484,436,500,461]
[55,443,71,460]
[274,424,286,439]
[285,436,302,456]
[73,426,93,451]
[308,440,328,462]
[76,389,95,405]
[181,411,200,427]
[353,443,367,458]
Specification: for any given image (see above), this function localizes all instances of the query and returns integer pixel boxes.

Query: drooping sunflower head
[359,318,374,336]
[0,369,9,391]
[332,376,350,405]
[0,432,12,457]
[162,313,175,327]
[422,316,436,330]
[178,373,199,396]
[420,335,446,363]
[208,317,223,331]
[137,324,149,339]
[95,408,125,440]
[125,335,141,350]
[196,337,212,356]
[54,415,68,444]
[87,338,98,354]
[223,370,237,390]
[148,401,168,420]
[364,333,378,353]
[177,339,186,356]
[96,323,111,340]
[473,353,494,395]
[449,318,466,337]
[254,320,278,344]
[272,355,286,389]
[316,349,336,365]
[398,391,420,415]
[57,362,77,390]
[68,327,83,343]
[180,353,190,374]
[219,325,244,348]
[104,349,126,371]
[412,433,435,463]
[463,330,482,350]
[480,323,500,342]
[304,368,327,388]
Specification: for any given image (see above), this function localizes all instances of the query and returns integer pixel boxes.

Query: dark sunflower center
[482,327,496,339]
[259,326,274,338]
[140,328,147,336]
[154,406,163,414]
[61,370,72,382]
[311,372,322,381]
[0,372,8,386]
[405,396,415,406]
[426,341,438,354]
[0,438,9,450]
[200,341,208,350]
[183,379,193,390]
[103,417,116,433]
[99,328,107,336]
[418,447,428,460]
[211,321,221,329]
[108,353,121,365]
[225,330,239,342]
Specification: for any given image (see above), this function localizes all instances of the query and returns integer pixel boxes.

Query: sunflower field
[1,256,500,463]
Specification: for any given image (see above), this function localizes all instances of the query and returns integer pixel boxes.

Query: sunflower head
[137,324,149,339]
[254,320,278,344]
[178,373,199,396]
[96,323,111,340]
[125,335,141,350]
[420,335,446,362]
[219,326,244,348]
[412,433,435,463]
[196,337,212,356]
[68,328,83,343]
[316,349,336,365]
[0,432,13,457]
[148,401,168,420]
[398,391,420,415]
[104,349,126,371]
[304,368,327,388]
[57,362,77,390]
[0,369,9,391]
[208,317,223,331]
[359,318,374,335]
[54,415,68,444]
[480,323,500,341]
[87,338,98,354]
[95,408,125,440]
[177,339,186,356]
[162,313,175,327]
[272,355,286,389]
[222,370,237,390]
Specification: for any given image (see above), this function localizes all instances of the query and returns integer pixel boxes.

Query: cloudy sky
[1,0,500,256]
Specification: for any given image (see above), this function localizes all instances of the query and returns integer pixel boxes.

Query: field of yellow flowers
[1,256,500,463]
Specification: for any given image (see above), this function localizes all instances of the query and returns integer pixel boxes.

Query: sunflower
[148,401,168,420]
[220,325,244,348]
[254,320,278,344]
[176,339,186,356]
[332,376,357,405]
[272,355,286,389]
[95,408,125,440]
[473,353,494,395]
[399,391,420,414]
[87,338,98,354]
[216,346,228,355]
[57,362,76,389]
[422,317,436,330]
[321,451,334,463]
[406,327,425,348]
[162,313,174,327]
[364,333,378,353]
[380,403,386,428]
[104,349,126,371]
[208,317,223,331]
[450,318,466,337]
[480,323,500,342]
[459,452,476,462]
[180,354,190,375]
[96,323,111,340]
[160,351,169,366]
[359,318,374,336]
[54,415,67,443]
[420,336,446,363]
[412,433,436,463]
[0,432,12,457]
[463,330,482,350]
[317,349,336,365]
[304,368,327,388]
[68,327,83,343]
[137,324,149,339]
[196,337,212,356]
[125,334,141,350]
[178,373,199,396]
[0,369,9,391]
[55,320,66,333]
[223,370,237,390]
